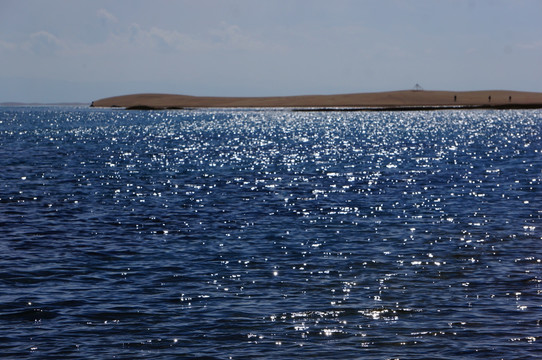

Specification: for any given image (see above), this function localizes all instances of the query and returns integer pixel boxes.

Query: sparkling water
[1,107,541,358]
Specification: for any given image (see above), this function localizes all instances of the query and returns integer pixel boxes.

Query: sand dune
[91,90,542,110]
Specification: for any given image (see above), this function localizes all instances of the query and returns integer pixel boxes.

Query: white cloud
[148,27,201,51]
[0,39,16,51]
[517,41,542,50]
[26,31,66,55]
[97,8,118,24]
[119,22,272,54]
[209,23,266,51]
[121,23,200,52]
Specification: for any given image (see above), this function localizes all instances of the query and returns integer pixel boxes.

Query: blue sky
[1,0,541,102]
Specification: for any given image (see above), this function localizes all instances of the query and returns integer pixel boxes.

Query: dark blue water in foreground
[0,107,541,359]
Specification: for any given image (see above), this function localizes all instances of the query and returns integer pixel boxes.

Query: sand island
[91,89,542,111]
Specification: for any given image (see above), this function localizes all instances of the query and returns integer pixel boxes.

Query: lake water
[0,107,541,359]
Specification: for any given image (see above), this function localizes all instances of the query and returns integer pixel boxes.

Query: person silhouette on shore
[488,95,491,103]
[454,95,457,102]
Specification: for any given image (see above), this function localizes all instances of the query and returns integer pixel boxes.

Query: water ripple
[0,107,541,358]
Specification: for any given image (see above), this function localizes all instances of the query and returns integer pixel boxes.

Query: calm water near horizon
[0,107,541,359]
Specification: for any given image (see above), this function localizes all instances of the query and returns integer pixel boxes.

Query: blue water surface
[0,107,541,359]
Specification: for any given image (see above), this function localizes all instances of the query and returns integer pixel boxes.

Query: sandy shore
[91,90,542,110]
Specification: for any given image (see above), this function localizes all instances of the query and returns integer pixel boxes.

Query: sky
[1,0,541,103]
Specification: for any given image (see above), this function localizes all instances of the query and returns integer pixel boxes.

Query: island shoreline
[91,90,542,111]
